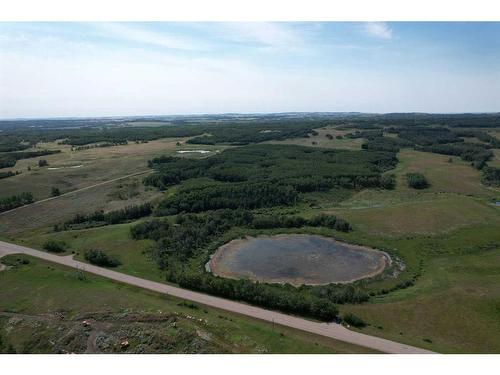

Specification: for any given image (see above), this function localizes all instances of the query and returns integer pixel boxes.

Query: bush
[481,166,500,187]
[84,249,121,267]
[380,174,396,189]
[342,312,366,328]
[43,240,66,253]
[406,172,429,189]
[51,187,61,197]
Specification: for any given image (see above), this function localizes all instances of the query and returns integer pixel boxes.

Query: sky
[0,22,499,118]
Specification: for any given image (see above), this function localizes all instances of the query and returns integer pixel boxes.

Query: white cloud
[92,23,211,51]
[215,22,308,50]
[363,22,393,39]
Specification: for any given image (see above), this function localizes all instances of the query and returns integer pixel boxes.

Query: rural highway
[0,170,152,217]
[0,240,434,354]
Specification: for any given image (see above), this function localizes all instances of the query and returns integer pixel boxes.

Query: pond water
[207,234,390,286]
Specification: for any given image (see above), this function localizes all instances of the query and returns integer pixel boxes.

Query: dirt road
[0,240,434,354]
[0,170,152,217]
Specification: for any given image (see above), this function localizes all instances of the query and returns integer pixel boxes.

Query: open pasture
[0,174,163,238]
[0,137,227,201]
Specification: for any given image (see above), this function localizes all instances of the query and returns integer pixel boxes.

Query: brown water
[208,234,390,286]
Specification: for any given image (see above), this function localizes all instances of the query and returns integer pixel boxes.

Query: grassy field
[0,174,163,238]
[325,149,500,237]
[267,126,364,150]
[392,149,498,198]
[18,223,164,282]
[2,127,500,353]
[0,254,376,354]
[0,138,231,238]
[339,247,500,353]
[0,138,228,201]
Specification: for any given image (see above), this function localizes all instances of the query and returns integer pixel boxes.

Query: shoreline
[207,234,392,286]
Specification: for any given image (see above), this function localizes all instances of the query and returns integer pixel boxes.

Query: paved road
[0,170,152,217]
[0,240,434,354]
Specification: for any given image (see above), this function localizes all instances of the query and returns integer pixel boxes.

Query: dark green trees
[406,173,429,189]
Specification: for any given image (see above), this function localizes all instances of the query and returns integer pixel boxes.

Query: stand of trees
[59,202,152,230]
[129,209,361,321]
[146,144,398,214]
[481,166,500,187]
[0,192,34,213]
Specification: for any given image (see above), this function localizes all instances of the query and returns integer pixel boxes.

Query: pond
[207,234,390,286]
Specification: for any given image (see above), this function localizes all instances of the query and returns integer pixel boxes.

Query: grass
[0,254,376,354]
[0,137,229,201]
[19,223,164,282]
[332,194,499,237]
[392,149,498,198]
[0,174,163,238]
[267,126,364,150]
[339,247,500,353]
[2,135,500,353]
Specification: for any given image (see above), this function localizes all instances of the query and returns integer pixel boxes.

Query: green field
[0,138,228,201]
[267,125,364,150]
[0,254,376,354]
[339,247,500,353]
[2,116,500,354]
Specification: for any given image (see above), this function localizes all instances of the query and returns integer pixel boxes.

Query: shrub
[406,172,429,189]
[481,166,500,187]
[51,187,61,197]
[84,249,121,267]
[380,174,396,189]
[43,240,66,253]
[342,312,366,328]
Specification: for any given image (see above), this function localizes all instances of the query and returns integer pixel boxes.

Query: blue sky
[0,22,499,118]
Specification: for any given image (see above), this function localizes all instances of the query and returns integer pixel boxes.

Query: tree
[406,172,429,189]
